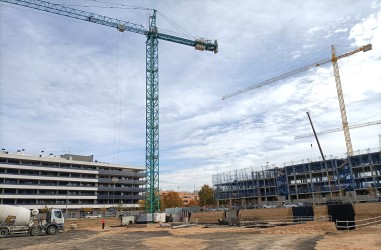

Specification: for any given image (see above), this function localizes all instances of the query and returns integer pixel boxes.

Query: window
[6,169,18,174]
[8,160,20,165]
[5,179,17,184]
[54,210,63,218]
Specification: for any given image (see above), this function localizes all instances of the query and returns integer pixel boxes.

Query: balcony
[97,186,145,192]
[98,169,145,178]
[97,194,144,200]
[98,178,145,185]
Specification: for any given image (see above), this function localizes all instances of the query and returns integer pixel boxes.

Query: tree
[187,199,199,207]
[162,191,183,209]
[80,207,93,212]
[138,198,165,212]
[198,184,216,207]
[138,199,145,210]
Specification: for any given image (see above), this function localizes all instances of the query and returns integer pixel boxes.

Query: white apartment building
[0,149,145,217]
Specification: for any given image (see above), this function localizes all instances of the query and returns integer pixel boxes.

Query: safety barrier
[240,216,331,228]
[336,215,381,230]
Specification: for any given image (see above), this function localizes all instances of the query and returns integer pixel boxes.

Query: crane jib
[222,43,372,100]
[2,0,148,35]
[157,33,218,53]
[2,0,218,52]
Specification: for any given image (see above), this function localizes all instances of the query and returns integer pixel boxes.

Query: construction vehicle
[0,205,64,237]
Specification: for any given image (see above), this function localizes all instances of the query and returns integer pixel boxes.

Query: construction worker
[101,218,105,229]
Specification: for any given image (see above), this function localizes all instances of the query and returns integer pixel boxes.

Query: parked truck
[0,205,64,237]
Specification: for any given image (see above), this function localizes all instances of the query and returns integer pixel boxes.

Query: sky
[1,0,380,192]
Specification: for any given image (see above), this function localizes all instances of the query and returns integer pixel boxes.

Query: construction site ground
[1,222,380,250]
[1,203,380,250]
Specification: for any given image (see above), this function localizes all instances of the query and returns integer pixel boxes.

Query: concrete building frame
[213,148,381,208]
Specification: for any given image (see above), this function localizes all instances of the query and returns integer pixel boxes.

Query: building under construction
[213,148,381,208]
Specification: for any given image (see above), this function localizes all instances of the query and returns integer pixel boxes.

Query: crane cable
[113,31,126,164]
[61,0,152,11]
[156,11,195,40]
[307,113,317,160]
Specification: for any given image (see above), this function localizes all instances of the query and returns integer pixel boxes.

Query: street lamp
[112,177,118,205]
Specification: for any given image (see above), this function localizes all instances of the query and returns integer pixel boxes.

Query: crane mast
[1,0,218,214]
[331,45,353,156]
[146,10,160,214]
[222,44,372,157]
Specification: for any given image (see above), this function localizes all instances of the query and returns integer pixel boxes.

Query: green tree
[187,199,199,207]
[162,191,183,209]
[138,199,145,210]
[198,184,216,207]
[138,197,165,212]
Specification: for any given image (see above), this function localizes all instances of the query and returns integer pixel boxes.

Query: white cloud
[1,1,380,192]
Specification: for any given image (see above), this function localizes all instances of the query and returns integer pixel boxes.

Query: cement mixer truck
[0,205,64,237]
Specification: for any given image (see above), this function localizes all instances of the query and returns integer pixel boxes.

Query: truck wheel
[0,228,9,238]
[46,226,57,235]
[30,227,40,236]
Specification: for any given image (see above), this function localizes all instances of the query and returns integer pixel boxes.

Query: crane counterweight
[362,43,372,52]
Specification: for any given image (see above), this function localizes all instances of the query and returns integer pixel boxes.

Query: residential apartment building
[178,192,199,206]
[160,190,199,207]
[0,150,145,217]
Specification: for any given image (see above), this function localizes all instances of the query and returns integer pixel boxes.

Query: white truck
[0,205,64,237]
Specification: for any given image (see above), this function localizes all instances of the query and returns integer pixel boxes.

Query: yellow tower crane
[222,44,373,156]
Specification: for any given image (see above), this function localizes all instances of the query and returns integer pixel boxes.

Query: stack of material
[158,223,171,228]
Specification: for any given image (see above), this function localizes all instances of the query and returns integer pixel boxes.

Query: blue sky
[1,0,380,192]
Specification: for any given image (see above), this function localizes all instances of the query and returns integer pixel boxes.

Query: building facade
[178,192,199,206]
[0,150,145,217]
[159,191,199,207]
[213,149,381,208]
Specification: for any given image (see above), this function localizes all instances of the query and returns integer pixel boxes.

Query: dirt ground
[1,222,380,250]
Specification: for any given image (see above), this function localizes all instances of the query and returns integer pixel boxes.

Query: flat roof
[0,152,145,171]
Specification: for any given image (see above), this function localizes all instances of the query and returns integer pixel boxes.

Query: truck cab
[44,209,64,235]
[47,209,64,224]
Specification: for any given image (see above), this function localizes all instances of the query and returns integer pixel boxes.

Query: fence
[239,216,331,228]
[336,215,381,230]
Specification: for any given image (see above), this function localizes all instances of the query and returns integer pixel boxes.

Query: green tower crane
[1,0,218,214]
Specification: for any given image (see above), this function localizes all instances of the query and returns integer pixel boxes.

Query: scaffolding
[213,148,381,207]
